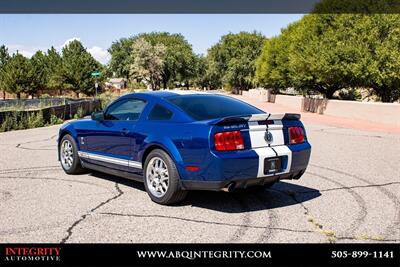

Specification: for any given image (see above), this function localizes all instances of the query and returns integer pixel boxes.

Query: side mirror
[91,111,104,121]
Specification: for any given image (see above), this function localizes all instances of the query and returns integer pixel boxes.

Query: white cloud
[88,46,111,64]
[6,38,111,64]
[6,44,38,58]
[61,37,81,49]
[18,50,35,58]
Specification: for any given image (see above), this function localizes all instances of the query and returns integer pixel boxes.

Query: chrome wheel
[146,157,169,197]
[60,140,74,170]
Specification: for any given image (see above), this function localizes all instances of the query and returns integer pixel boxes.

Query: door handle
[121,128,130,135]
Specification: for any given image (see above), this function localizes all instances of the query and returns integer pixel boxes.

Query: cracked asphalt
[0,119,399,243]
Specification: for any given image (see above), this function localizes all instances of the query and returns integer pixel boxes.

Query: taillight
[289,126,305,144]
[214,131,244,151]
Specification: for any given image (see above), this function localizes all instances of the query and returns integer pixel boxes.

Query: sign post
[91,71,102,98]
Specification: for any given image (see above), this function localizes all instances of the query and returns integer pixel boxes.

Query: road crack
[335,235,399,242]
[307,172,368,237]
[98,212,313,234]
[272,189,338,243]
[60,182,124,243]
[294,182,400,194]
[310,164,400,237]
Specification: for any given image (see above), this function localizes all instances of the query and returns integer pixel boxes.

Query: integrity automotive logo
[3,247,62,263]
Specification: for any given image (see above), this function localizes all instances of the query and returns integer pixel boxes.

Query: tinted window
[148,104,173,120]
[167,95,264,121]
[105,98,146,121]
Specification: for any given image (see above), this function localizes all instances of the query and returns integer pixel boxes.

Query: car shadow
[88,171,321,213]
[183,182,321,213]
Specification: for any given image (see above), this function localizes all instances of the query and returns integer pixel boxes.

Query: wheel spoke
[161,181,168,190]
[60,140,74,170]
[146,156,170,198]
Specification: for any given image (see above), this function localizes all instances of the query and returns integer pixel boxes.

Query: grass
[0,98,67,112]
[306,216,337,243]
[0,97,100,132]
[358,233,385,241]
[0,111,66,132]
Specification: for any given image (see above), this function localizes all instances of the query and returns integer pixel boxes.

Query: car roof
[114,90,216,122]
[122,90,212,99]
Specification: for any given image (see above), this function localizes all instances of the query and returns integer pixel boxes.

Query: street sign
[91,71,101,77]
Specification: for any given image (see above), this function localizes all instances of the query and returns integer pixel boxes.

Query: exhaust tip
[222,182,236,192]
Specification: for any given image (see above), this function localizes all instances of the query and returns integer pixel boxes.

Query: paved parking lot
[0,102,399,243]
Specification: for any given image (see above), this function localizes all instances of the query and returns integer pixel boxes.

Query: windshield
[166,94,264,121]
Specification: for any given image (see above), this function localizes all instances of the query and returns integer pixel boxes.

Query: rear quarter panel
[135,121,211,181]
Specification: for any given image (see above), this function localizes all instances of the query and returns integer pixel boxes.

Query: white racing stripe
[247,121,285,148]
[253,147,278,177]
[78,151,142,169]
[252,146,292,178]
[272,145,292,174]
[247,114,292,178]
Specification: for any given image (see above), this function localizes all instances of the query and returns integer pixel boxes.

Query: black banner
[0,243,399,266]
[0,0,399,14]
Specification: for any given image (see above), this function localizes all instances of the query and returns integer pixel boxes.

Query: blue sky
[0,14,303,64]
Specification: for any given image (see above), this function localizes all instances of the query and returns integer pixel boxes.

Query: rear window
[166,95,264,121]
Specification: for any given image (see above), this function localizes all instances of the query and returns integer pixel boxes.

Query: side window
[148,104,173,121]
[105,99,146,121]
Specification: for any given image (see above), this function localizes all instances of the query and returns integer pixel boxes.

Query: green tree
[357,14,400,102]
[313,0,400,13]
[256,14,400,102]
[192,55,209,89]
[0,45,10,99]
[206,32,266,93]
[130,38,166,90]
[28,51,48,98]
[109,32,197,89]
[61,40,103,97]
[256,2,400,102]
[46,46,64,94]
[108,38,133,80]
[256,16,356,98]
[1,53,32,99]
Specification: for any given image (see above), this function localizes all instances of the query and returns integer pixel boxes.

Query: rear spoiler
[208,113,301,125]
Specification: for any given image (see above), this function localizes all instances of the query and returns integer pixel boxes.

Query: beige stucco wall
[274,95,303,112]
[323,100,400,126]
[243,89,400,126]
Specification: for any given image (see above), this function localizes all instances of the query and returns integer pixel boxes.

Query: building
[105,78,127,90]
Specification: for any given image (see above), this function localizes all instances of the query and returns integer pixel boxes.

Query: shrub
[0,113,18,132]
[338,88,362,101]
[74,107,85,119]
[27,111,45,128]
[99,91,118,109]
[49,114,63,125]
[128,80,147,90]
[0,110,64,132]
[39,93,51,99]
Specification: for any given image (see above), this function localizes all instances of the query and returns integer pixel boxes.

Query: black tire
[59,134,85,174]
[143,149,187,205]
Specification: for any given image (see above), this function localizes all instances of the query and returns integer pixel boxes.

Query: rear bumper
[180,144,311,191]
[180,169,306,191]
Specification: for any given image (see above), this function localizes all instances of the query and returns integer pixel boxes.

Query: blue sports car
[58,91,311,204]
